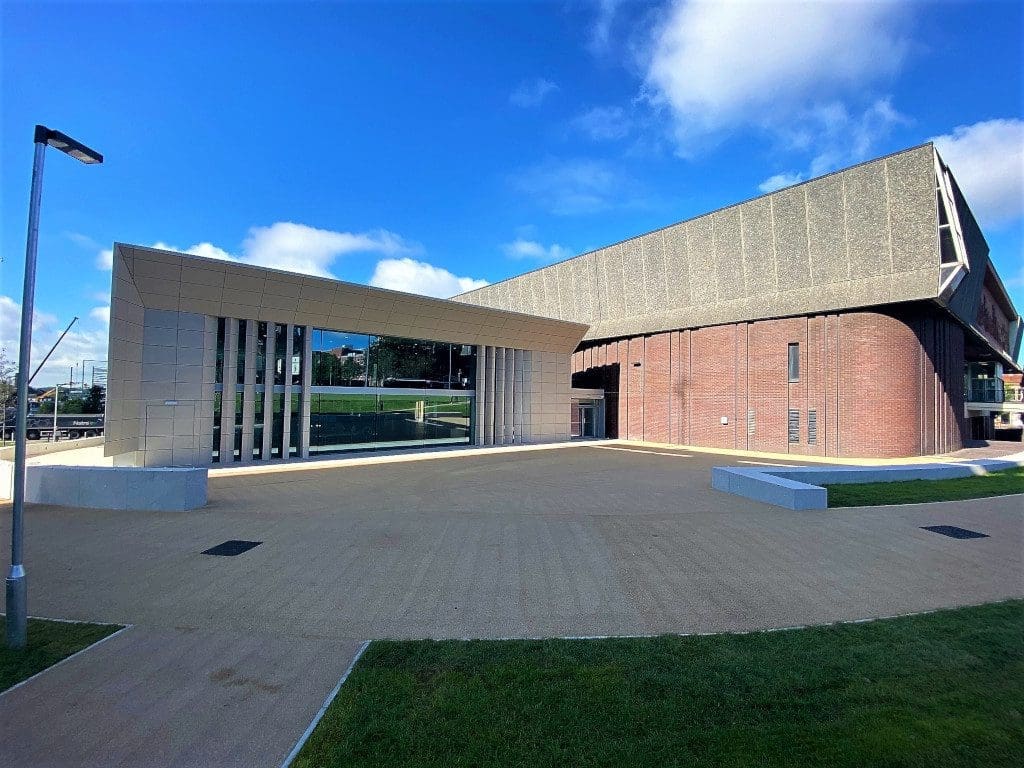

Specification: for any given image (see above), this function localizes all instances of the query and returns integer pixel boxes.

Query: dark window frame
[787,342,800,383]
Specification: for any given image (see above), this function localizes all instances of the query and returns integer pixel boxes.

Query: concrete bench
[23,465,207,511]
[712,458,1022,510]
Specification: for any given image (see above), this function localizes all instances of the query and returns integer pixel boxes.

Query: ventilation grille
[747,409,755,436]
[807,410,818,445]
[788,409,800,443]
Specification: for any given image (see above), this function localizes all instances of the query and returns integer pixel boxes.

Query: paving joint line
[0,623,133,700]
[279,639,371,768]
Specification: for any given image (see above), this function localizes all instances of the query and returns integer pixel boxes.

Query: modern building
[104,246,587,467]
[454,144,1022,458]
[105,143,1021,467]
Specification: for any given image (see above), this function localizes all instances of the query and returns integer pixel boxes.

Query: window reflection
[312,330,369,386]
[310,394,471,456]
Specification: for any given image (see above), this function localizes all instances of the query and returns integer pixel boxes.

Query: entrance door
[579,404,596,438]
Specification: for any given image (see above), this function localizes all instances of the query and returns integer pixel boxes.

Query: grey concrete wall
[455,145,943,340]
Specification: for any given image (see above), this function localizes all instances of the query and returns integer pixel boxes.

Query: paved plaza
[2,443,1022,766]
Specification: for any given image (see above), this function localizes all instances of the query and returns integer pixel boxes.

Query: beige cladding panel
[111,245,586,357]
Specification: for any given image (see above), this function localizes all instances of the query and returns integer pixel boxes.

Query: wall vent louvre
[808,409,818,444]
[747,409,755,436]
[788,409,800,443]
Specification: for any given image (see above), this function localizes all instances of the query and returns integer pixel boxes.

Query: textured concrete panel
[845,161,892,278]
[805,172,847,284]
[772,186,811,290]
[712,208,745,301]
[640,232,669,315]
[687,217,717,306]
[621,238,646,317]
[661,224,691,308]
[601,244,627,320]
[887,145,939,272]
[740,197,776,297]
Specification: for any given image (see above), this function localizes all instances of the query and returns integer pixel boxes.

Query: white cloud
[758,171,804,194]
[96,248,113,270]
[90,306,110,325]
[758,97,908,192]
[644,0,909,153]
[1,295,108,387]
[369,258,488,299]
[589,0,622,54]
[97,222,419,279]
[501,239,573,262]
[931,118,1024,228]
[511,158,639,215]
[571,106,632,142]
[66,232,101,250]
[510,78,559,108]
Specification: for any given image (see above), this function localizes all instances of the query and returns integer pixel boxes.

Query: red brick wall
[574,308,966,458]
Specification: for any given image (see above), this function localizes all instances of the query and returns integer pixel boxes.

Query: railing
[966,378,1024,404]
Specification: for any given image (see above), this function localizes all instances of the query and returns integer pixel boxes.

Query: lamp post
[7,126,102,649]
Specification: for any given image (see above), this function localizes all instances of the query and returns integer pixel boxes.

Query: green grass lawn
[0,616,122,692]
[826,466,1024,507]
[294,600,1024,768]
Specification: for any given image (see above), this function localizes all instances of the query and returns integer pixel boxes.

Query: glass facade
[213,320,477,462]
[309,393,471,455]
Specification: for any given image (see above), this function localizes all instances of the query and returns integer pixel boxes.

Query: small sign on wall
[720,416,728,425]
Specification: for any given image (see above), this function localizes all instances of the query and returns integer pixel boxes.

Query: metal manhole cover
[920,525,988,540]
[202,540,263,556]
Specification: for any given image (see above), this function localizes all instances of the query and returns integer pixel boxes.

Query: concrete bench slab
[712,457,1024,510]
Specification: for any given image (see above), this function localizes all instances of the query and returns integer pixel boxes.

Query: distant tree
[84,385,105,414]
[0,349,14,406]
[338,357,364,383]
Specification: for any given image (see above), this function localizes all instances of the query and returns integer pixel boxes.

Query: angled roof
[110,244,589,354]
[453,143,1020,366]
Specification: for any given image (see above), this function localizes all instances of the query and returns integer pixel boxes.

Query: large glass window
[253,391,265,459]
[312,330,369,386]
[212,391,222,462]
[310,394,377,454]
[310,393,471,456]
[451,344,477,390]
[274,325,287,385]
[233,391,243,459]
[236,320,247,385]
[291,326,305,386]
[271,394,284,458]
[215,318,226,384]
[255,322,268,385]
[368,336,452,388]
[288,393,301,456]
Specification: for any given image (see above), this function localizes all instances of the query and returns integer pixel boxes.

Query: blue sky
[2,0,1022,384]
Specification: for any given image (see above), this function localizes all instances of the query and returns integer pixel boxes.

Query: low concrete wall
[23,465,207,511]
[0,436,104,462]
[712,458,1023,510]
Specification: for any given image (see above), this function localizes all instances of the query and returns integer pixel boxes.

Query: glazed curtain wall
[214,319,476,463]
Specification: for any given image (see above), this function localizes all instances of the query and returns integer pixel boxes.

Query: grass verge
[0,615,123,693]
[826,466,1024,507]
[294,600,1024,768]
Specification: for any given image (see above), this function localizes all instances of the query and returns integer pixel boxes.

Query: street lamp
[7,126,102,649]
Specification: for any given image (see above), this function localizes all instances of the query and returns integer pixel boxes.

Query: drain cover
[202,540,262,556]
[921,525,988,540]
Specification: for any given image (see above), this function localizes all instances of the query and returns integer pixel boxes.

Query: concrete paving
[1,442,1021,766]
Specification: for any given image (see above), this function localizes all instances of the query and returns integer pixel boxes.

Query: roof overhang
[111,243,589,354]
